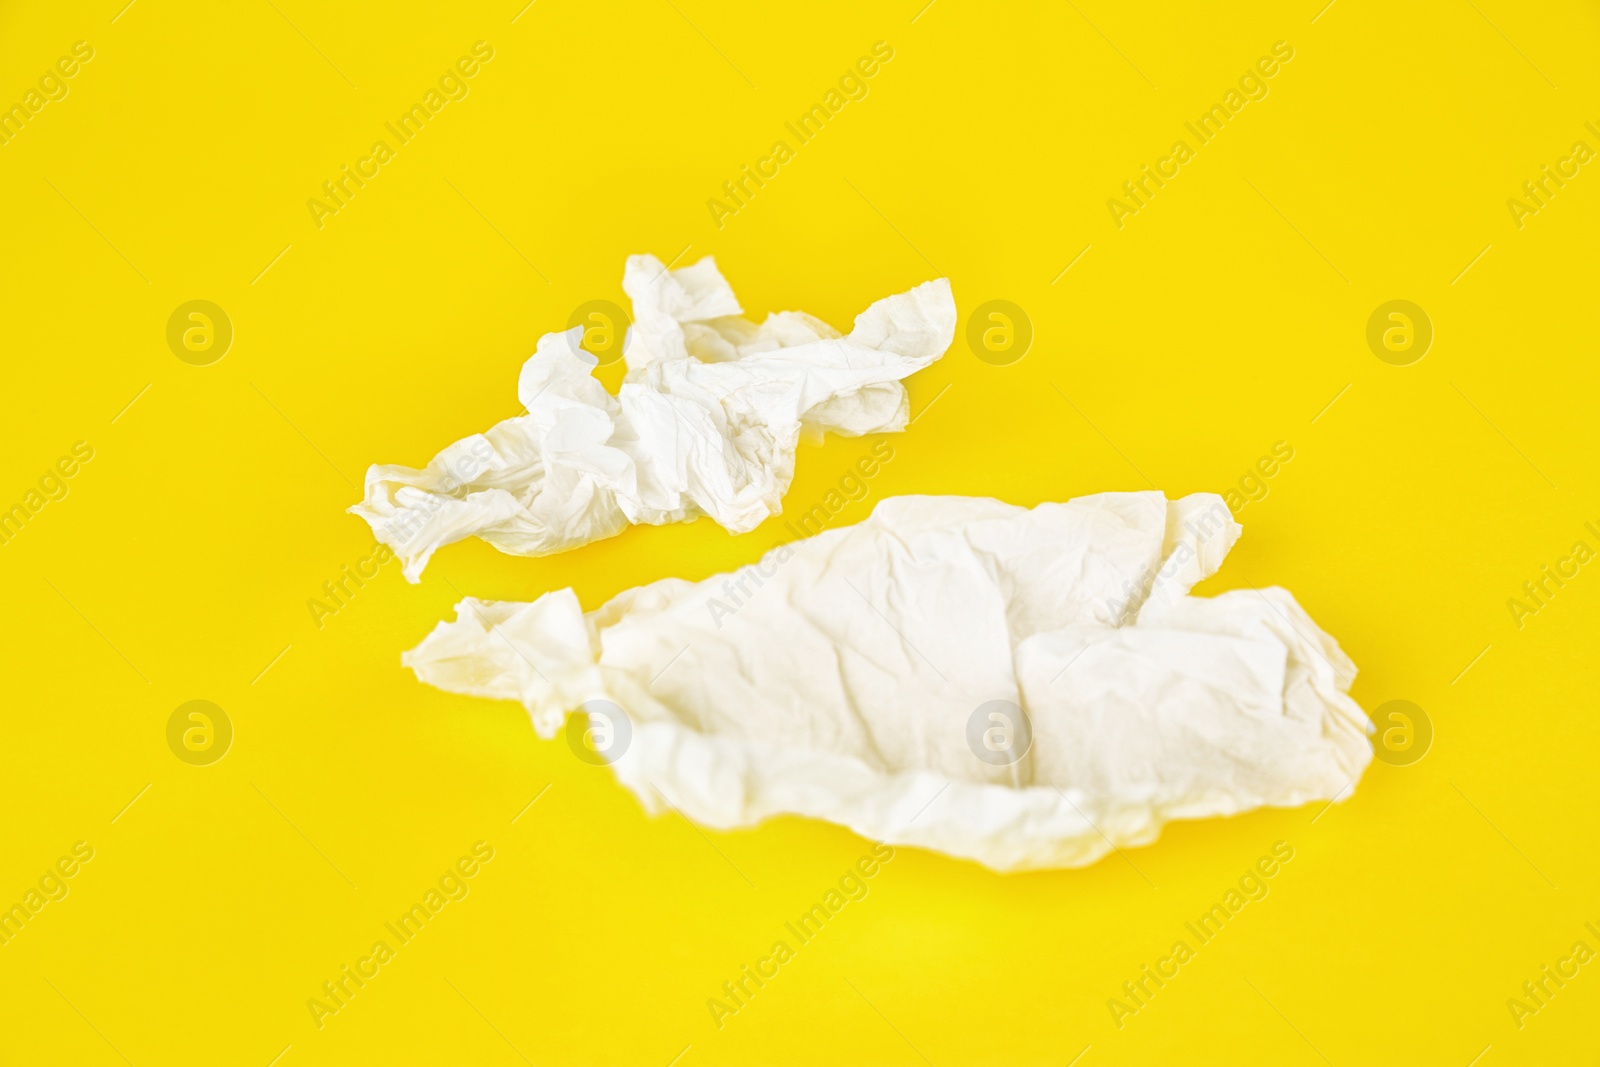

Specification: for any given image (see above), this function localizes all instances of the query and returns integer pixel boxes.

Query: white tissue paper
[403,491,1372,871]
[350,254,957,582]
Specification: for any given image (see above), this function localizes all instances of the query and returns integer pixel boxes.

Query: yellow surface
[3,0,1598,1063]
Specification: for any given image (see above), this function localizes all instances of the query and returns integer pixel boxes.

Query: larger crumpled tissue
[403,491,1373,871]
[350,254,956,581]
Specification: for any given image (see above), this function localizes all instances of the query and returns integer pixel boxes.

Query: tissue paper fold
[350,254,957,581]
[402,491,1373,871]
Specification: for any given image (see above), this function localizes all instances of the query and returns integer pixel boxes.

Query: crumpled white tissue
[402,491,1372,872]
[350,254,957,581]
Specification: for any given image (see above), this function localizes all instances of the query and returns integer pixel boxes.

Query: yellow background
[3,0,1598,1063]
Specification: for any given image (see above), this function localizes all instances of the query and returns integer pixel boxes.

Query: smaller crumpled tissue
[402,491,1373,871]
[349,254,957,581]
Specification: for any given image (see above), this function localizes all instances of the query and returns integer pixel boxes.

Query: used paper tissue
[350,254,957,581]
[403,491,1373,871]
